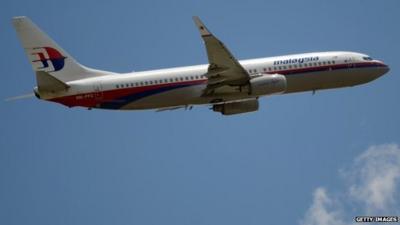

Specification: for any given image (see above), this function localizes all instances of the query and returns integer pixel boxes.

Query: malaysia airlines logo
[31,47,66,72]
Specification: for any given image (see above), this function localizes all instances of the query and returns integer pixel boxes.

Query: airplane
[11,16,389,115]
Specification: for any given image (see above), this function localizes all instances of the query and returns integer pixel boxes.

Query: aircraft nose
[382,63,390,75]
[376,60,390,76]
[383,64,390,74]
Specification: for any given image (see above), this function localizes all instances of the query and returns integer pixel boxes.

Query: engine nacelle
[213,99,259,115]
[249,74,287,96]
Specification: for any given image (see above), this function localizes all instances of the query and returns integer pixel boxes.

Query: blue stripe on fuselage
[98,62,385,109]
[99,83,196,109]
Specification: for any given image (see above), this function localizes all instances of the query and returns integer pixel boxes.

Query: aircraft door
[346,57,355,68]
[93,82,103,101]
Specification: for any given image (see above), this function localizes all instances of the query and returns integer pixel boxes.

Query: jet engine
[249,74,287,96]
[213,99,259,115]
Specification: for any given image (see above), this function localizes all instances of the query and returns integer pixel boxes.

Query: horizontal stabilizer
[5,93,35,102]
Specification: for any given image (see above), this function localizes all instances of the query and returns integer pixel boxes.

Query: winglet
[192,16,212,37]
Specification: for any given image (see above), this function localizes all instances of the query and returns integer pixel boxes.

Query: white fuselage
[42,51,389,110]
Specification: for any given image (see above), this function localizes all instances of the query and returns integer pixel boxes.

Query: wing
[193,16,250,95]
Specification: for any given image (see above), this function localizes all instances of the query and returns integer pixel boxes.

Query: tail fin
[12,16,112,83]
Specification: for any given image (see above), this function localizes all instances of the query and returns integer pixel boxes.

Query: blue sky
[1,0,399,225]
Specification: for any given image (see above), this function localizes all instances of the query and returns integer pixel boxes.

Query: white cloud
[301,144,400,225]
[301,188,346,225]
[348,144,400,213]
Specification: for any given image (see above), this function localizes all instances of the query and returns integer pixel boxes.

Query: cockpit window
[363,56,373,61]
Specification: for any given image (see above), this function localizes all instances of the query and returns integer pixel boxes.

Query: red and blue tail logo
[31,47,66,72]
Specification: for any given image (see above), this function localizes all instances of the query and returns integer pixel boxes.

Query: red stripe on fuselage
[49,61,385,108]
[264,61,386,76]
[50,79,206,108]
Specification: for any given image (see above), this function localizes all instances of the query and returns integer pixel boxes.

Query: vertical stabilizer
[12,16,112,83]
